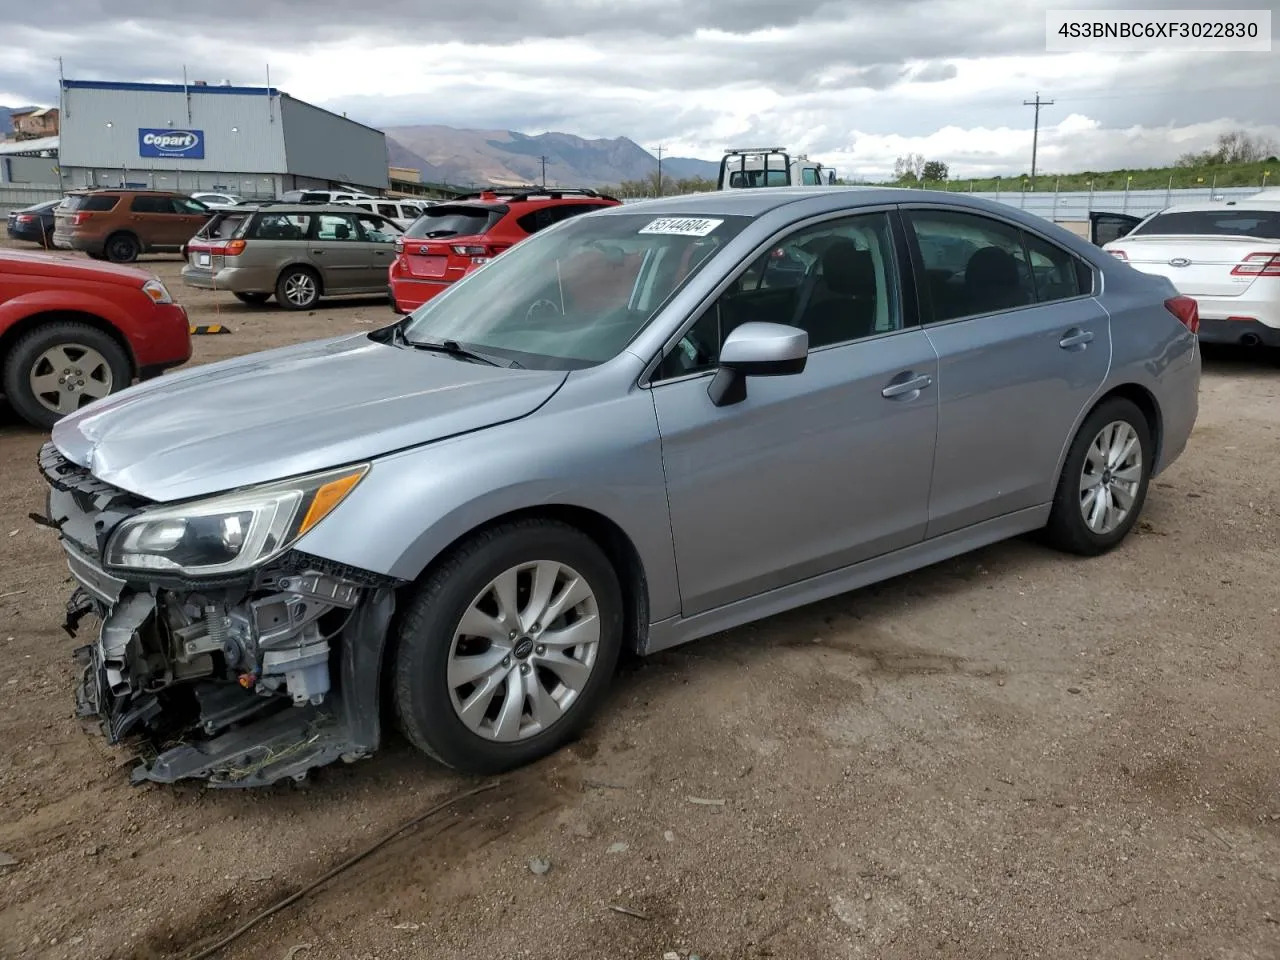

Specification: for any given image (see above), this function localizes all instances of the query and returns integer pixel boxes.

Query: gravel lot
[1,241,1278,960]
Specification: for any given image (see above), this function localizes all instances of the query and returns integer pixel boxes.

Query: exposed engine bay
[37,442,401,787]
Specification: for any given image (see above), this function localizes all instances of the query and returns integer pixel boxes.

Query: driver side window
[654,211,902,381]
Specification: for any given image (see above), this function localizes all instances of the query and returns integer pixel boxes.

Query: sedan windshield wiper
[403,337,520,368]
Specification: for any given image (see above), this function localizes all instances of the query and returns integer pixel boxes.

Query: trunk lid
[396,203,506,283]
[1105,236,1277,297]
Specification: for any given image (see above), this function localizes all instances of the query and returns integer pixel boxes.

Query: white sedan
[1103,196,1280,348]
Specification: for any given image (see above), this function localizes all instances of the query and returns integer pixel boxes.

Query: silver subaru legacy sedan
[37,187,1201,787]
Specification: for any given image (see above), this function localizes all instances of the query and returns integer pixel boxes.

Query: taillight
[207,239,246,256]
[1164,295,1199,335]
[1107,249,1127,260]
[1229,252,1280,277]
[452,244,489,257]
[72,212,91,226]
[394,236,404,253]
[15,214,33,223]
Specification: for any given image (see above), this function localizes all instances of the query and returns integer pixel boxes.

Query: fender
[0,289,139,365]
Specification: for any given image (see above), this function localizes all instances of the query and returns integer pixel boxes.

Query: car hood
[51,333,569,502]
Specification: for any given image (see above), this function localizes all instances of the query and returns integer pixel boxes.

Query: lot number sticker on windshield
[639,217,724,237]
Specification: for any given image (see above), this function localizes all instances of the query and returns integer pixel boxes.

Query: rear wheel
[275,266,320,310]
[394,520,624,774]
[1044,396,1153,556]
[104,232,139,263]
[2,322,131,429]
[233,292,271,306]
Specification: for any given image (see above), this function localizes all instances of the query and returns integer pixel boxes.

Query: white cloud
[1,0,1277,179]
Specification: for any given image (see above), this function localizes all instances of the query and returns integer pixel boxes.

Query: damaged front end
[38,442,403,787]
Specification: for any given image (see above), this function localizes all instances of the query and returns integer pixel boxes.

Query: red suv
[0,249,192,429]
[388,187,621,312]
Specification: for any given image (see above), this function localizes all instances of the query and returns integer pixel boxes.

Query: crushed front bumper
[37,442,403,788]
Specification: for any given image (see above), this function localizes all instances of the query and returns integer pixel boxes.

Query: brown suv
[53,189,213,263]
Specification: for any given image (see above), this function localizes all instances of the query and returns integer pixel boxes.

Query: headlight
[104,464,369,576]
[142,278,173,304]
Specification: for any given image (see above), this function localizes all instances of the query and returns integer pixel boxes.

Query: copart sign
[138,128,205,159]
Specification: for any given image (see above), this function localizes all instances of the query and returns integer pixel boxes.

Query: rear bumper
[181,263,275,294]
[1197,317,1280,347]
[7,223,50,243]
[389,276,451,312]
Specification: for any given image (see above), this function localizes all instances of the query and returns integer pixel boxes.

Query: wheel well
[1094,383,1163,464]
[0,310,137,378]
[104,229,139,250]
[400,505,651,656]
[278,262,324,295]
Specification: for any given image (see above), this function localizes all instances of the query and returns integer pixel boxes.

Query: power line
[1023,91,1054,189]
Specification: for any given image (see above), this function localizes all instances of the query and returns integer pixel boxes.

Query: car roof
[591,185,1015,218]
[238,202,396,216]
[1151,197,1280,214]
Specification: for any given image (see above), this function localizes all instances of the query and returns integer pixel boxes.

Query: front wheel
[1,322,132,429]
[1044,397,1153,556]
[394,520,624,774]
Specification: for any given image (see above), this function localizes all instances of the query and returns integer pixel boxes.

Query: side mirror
[708,321,808,406]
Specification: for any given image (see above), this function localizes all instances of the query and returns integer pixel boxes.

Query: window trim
[642,204,919,388]
[898,203,1097,327]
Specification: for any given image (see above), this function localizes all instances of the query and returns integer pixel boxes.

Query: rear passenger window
[315,214,359,241]
[1021,232,1087,302]
[516,207,560,234]
[908,210,1036,321]
[377,203,398,218]
[130,195,177,214]
[402,205,422,218]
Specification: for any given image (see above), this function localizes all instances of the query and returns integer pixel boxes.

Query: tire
[1044,396,1153,556]
[104,232,140,263]
[85,251,107,261]
[275,266,321,310]
[234,292,271,306]
[2,321,132,430]
[394,519,624,775]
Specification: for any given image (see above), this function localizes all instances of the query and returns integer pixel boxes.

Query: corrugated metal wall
[59,85,287,174]
[280,97,389,191]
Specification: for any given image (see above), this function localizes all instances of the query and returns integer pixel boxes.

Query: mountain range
[384,125,719,188]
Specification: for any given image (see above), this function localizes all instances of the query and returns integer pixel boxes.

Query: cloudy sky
[2,0,1277,178]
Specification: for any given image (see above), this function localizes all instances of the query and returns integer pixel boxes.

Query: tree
[893,153,925,181]
[1176,129,1280,167]
[921,160,949,182]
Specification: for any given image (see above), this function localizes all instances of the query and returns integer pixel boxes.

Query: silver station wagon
[39,187,1200,787]
[181,202,403,310]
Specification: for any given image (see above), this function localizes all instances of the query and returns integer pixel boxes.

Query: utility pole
[651,145,665,197]
[538,155,548,189]
[1023,92,1054,190]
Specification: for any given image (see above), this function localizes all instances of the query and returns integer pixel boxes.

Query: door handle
[881,373,933,399]
[1059,328,1094,349]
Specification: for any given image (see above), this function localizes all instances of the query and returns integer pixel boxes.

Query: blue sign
[138,128,204,160]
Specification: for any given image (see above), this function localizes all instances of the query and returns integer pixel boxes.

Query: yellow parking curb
[189,324,231,335]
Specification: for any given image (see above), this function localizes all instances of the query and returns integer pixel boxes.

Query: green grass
[876,160,1278,193]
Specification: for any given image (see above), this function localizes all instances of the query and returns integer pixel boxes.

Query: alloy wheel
[1079,420,1143,535]
[28,343,114,416]
[447,560,601,742]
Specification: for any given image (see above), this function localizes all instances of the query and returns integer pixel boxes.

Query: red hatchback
[388,187,621,312]
[0,249,191,429]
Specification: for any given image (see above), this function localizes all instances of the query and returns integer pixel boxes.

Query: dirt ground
[1,241,1278,960]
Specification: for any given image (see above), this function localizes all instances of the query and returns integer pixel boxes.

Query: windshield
[400,212,750,369]
[1130,209,1280,239]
